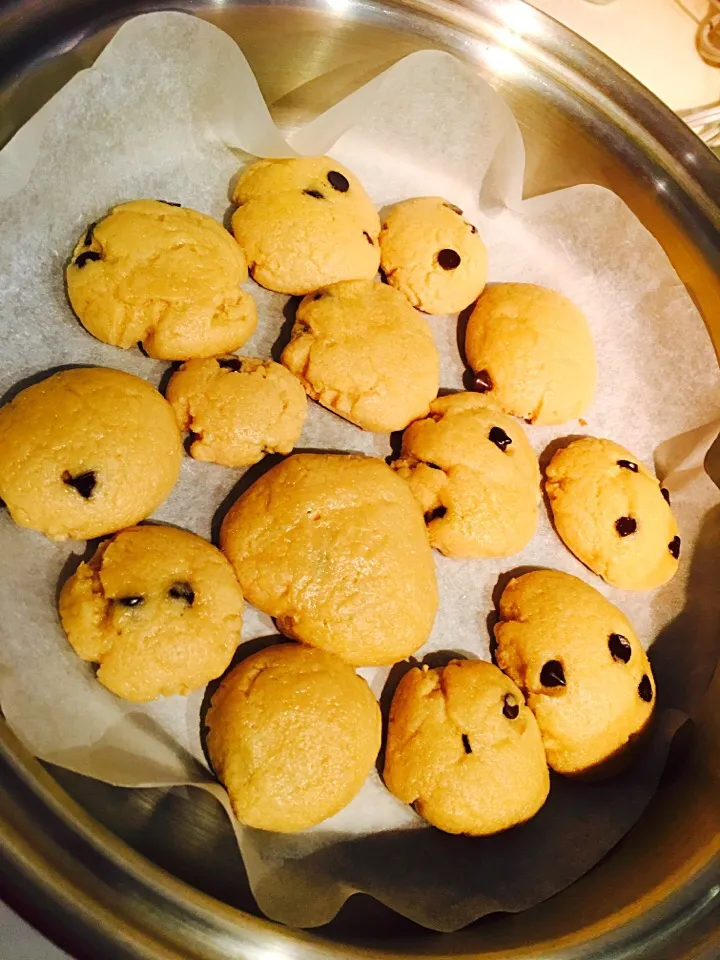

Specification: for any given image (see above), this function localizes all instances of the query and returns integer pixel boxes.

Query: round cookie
[0,368,182,541]
[379,197,488,314]
[66,200,256,360]
[220,454,438,666]
[231,157,380,295]
[59,525,244,702]
[465,283,596,425]
[393,392,540,558]
[383,659,549,835]
[205,643,381,832]
[494,569,656,776]
[544,437,680,590]
[281,280,440,433]
[166,356,307,468]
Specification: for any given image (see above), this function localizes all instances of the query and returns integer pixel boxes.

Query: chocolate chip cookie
[379,197,488,314]
[67,200,256,360]
[494,569,656,776]
[383,659,549,835]
[392,392,540,557]
[0,368,182,540]
[231,157,380,294]
[59,525,244,702]
[545,437,680,589]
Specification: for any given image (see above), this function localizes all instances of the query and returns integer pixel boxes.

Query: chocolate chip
[617,460,638,472]
[638,675,653,702]
[218,357,243,372]
[424,506,447,523]
[609,633,632,663]
[668,535,681,559]
[158,200,182,207]
[437,248,461,270]
[327,170,350,192]
[661,488,671,504]
[470,224,478,234]
[615,516,637,537]
[62,470,96,499]
[471,369,493,393]
[443,202,463,215]
[117,596,144,607]
[489,426,512,451]
[84,221,96,246]
[304,189,325,200]
[74,250,102,269]
[540,660,566,688]
[461,733,472,754]
[363,231,374,245]
[502,694,519,719]
[169,581,195,605]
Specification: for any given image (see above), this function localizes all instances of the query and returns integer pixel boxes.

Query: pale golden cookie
[393,392,539,558]
[206,643,381,832]
[379,197,488,314]
[0,368,182,541]
[66,200,256,360]
[465,283,596,425]
[166,356,307,468]
[231,157,380,295]
[494,569,656,776]
[383,659,549,835]
[59,525,244,703]
[545,437,680,590]
[282,280,440,433]
[220,454,438,666]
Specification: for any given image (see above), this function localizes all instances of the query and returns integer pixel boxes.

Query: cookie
[379,197,488,314]
[393,392,540,558]
[59,525,243,702]
[220,454,438,666]
[0,368,182,541]
[281,280,440,433]
[544,437,680,590]
[66,200,256,360]
[231,157,380,295]
[465,283,596,425]
[206,643,381,832]
[166,356,307,468]
[383,659,549,835]
[494,569,656,775]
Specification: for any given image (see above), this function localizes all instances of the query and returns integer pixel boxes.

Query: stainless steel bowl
[1,1,719,957]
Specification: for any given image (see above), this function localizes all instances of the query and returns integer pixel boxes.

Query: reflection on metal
[0,1,719,958]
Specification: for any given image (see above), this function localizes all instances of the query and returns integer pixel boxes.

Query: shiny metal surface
[1,1,719,958]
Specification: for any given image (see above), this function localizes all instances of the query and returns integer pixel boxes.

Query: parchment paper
[0,11,719,932]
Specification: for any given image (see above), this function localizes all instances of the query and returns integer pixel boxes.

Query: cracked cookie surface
[379,197,488,314]
[494,569,656,775]
[59,524,244,702]
[393,392,540,558]
[66,200,256,360]
[219,453,438,666]
[206,642,381,832]
[383,659,549,835]
[231,157,380,295]
[0,368,182,540]
[544,437,679,590]
[281,279,440,433]
[166,356,307,468]
[465,283,596,425]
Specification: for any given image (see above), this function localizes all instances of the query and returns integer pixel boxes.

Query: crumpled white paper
[0,11,718,932]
